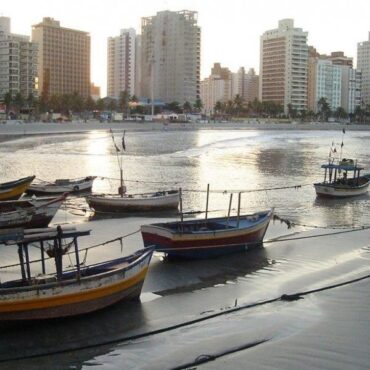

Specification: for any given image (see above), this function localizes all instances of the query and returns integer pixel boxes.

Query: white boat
[0,194,67,229]
[86,190,180,213]
[0,227,153,321]
[314,158,370,198]
[87,130,179,213]
[26,176,96,195]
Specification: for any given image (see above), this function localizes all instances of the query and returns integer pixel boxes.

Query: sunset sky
[2,0,370,96]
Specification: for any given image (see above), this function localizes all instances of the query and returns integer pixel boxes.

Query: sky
[2,0,370,97]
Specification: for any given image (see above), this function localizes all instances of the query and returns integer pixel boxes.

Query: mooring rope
[2,263,370,363]
[0,229,141,270]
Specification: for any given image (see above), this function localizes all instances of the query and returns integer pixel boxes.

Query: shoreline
[1,120,370,142]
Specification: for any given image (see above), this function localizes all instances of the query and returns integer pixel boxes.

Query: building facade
[339,66,361,114]
[107,28,137,98]
[140,10,201,105]
[32,17,90,98]
[0,16,38,100]
[315,59,341,113]
[308,47,361,114]
[260,19,308,114]
[244,68,259,102]
[357,32,370,106]
[200,63,232,114]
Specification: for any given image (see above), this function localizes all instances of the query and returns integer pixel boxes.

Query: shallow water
[1,129,370,369]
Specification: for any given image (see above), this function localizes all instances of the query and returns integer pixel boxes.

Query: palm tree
[194,98,203,112]
[119,90,130,116]
[14,92,24,115]
[233,94,244,117]
[334,107,348,120]
[3,92,12,118]
[317,97,331,122]
[183,101,192,113]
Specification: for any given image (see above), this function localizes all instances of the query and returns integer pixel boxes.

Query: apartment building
[260,19,308,114]
[32,17,90,98]
[141,10,200,105]
[308,47,361,114]
[357,32,370,106]
[200,63,232,114]
[107,28,138,98]
[0,16,38,100]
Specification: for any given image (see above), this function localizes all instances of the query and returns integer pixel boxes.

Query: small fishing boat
[87,130,179,214]
[314,158,370,198]
[0,193,67,229]
[26,176,96,195]
[86,190,180,213]
[141,209,273,259]
[0,176,35,201]
[0,227,153,321]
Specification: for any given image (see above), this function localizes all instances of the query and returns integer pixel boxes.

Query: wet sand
[1,127,370,369]
[0,119,370,143]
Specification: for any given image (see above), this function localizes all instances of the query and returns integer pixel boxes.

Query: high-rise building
[231,67,259,102]
[315,59,341,113]
[328,51,353,67]
[200,63,232,114]
[107,28,138,98]
[339,66,361,114]
[357,32,370,106]
[260,19,308,114]
[244,68,259,103]
[32,17,90,98]
[0,16,38,100]
[308,47,361,114]
[141,10,200,105]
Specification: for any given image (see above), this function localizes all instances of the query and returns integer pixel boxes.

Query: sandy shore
[1,120,370,142]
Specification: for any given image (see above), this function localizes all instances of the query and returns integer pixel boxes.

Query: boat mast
[237,192,241,228]
[226,193,233,228]
[205,184,210,223]
[179,187,184,232]
[110,129,125,197]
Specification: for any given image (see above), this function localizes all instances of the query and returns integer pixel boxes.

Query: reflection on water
[2,129,370,368]
[147,247,269,295]
[0,247,270,364]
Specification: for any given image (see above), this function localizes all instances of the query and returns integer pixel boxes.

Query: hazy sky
[2,0,370,96]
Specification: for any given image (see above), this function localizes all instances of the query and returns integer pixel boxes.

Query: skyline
[2,0,370,97]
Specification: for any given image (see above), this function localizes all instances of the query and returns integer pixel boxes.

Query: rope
[182,184,311,194]
[0,230,141,270]
[2,266,370,363]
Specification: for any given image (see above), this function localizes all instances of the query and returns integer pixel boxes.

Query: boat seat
[55,179,70,185]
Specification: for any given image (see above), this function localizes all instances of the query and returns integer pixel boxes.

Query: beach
[1,125,370,369]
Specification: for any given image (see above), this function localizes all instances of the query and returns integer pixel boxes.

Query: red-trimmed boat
[141,209,273,259]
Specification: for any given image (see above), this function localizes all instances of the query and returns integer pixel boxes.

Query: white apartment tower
[315,60,341,113]
[107,28,137,98]
[141,10,201,105]
[260,19,308,114]
[357,32,370,106]
[0,16,38,100]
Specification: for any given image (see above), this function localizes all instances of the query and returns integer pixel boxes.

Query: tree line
[213,95,370,123]
[2,90,204,119]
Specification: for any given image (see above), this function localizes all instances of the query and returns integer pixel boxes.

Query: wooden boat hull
[87,191,180,212]
[141,210,273,259]
[0,195,66,229]
[0,176,35,201]
[0,249,153,321]
[314,179,370,198]
[27,176,96,195]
